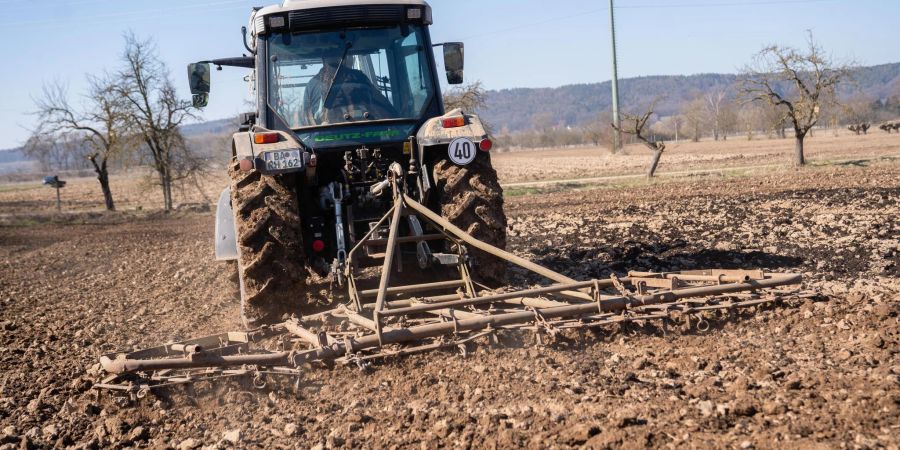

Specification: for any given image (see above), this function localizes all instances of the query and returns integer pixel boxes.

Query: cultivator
[95,181,803,397]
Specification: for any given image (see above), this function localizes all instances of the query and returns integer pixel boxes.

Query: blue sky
[0,0,895,149]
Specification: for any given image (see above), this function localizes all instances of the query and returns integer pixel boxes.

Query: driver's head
[323,54,351,69]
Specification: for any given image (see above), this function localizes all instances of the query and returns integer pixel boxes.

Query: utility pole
[609,0,622,151]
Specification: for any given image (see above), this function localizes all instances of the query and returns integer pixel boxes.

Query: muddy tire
[433,153,508,285]
[229,159,307,327]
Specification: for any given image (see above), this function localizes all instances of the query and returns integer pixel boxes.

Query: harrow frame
[96,188,803,395]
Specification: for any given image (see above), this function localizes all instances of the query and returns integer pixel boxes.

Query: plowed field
[0,137,898,449]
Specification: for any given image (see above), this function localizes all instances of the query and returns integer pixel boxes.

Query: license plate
[262,149,302,171]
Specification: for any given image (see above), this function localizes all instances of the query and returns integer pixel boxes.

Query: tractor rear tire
[433,153,508,285]
[229,159,307,327]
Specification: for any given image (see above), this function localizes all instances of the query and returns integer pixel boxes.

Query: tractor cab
[185,0,502,326]
[187,0,464,151]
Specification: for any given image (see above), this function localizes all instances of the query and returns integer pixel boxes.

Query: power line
[460,7,606,41]
[459,0,841,41]
[1,0,254,29]
[617,0,838,8]
[2,0,120,11]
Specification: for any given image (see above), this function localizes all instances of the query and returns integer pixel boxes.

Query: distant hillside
[482,63,900,132]
[2,62,897,173]
[0,148,34,175]
[0,148,26,164]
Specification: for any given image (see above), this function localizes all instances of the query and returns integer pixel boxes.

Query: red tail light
[478,138,493,152]
[311,240,325,252]
[253,132,280,144]
[441,116,465,128]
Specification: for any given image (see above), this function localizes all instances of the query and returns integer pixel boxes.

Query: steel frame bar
[358,279,465,298]
[378,280,600,317]
[99,272,800,375]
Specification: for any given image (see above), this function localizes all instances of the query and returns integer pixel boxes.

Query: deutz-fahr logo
[313,129,404,143]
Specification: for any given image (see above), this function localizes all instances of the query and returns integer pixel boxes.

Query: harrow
[95,182,803,397]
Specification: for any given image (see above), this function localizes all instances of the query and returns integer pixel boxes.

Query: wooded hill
[482,62,900,132]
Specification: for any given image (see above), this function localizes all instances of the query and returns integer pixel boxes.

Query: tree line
[491,82,899,152]
[602,34,859,171]
[26,33,205,212]
[476,42,899,160]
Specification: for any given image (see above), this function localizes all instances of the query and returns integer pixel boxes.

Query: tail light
[441,116,465,128]
[478,138,493,152]
[239,158,254,172]
[311,240,325,252]
[253,132,280,144]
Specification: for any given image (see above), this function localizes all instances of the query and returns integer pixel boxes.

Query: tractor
[188,0,506,326]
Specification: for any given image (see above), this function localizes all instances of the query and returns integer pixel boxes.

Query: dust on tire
[433,153,508,284]
[229,158,307,326]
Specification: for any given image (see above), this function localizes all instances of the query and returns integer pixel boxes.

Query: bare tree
[705,89,728,141]
[30,76,130,210]
[843,93,875,130]
[719,99,739,141]
[654,115,683,143]
[442,80,496,135]
[443,81,487,112]
[611,103,666,178]
[670,115,684,143]
[584,111,615,150]
[737,103,764,140]
[757,102,788,138]
[817,97,844,136]
[738,33,851,166]
[23,132,90,172]
[681,96,707,142]
[118,33,200,211]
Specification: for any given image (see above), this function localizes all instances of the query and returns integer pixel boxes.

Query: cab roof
[252,0,432,35]
[257,0,429,17]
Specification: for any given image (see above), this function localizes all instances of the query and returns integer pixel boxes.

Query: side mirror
[442,42,464,85]
[187,62,210,107]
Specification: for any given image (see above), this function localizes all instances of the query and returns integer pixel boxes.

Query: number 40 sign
[447,137,476,165]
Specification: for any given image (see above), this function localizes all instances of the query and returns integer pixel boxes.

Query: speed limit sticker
[447,137,476,165]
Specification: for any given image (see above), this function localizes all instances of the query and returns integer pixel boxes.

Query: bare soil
[493,131,900,184]
[2,131,897,218]
[0,147,898,448]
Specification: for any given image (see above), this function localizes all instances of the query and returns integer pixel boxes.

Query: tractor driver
[302,53,398,126]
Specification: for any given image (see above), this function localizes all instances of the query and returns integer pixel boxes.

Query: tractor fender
[232,129,307,175]
[416,108,491,196]
[214,187,238,261]
[416,108,489,148]
[232,131,254,160]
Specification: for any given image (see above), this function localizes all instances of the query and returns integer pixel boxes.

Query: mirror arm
[200,57,255,69]
[241,26,256,55]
